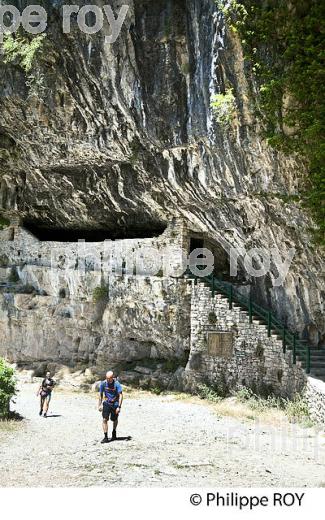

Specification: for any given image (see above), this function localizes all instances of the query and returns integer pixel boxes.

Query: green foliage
[196,383,223,403]
[286,394,312,425]
[2,34,46,73]
[197,377,230,400]
[164,16,172,39]
[92,285,109,303]
[8,266,19,283]
[211,88,236,126]
[217,0,248,32]
[151,386,163,395]
[181,62,190,75]
[129,140,141,166]
[0,358,17,419]
[0,255,9,268]
[163,358,180,373]
[236,387,285,410]
[0,216,10,230]
[235,387,313,425]
[217,0,325,245]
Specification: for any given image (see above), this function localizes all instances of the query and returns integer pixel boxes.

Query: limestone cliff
[0,0,324,350]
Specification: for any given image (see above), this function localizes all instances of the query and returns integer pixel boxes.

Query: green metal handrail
[187,272,311,374]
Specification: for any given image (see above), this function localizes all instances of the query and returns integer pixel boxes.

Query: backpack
[102,379,119,403]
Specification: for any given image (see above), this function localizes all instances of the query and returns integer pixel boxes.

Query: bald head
[106,371,114,381]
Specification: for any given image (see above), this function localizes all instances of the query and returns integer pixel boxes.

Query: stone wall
[306,377,325,426]
[0,219,197,304]
[183,282,306,398]
[0,222,188,277]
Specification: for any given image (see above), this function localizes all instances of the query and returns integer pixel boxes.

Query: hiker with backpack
[98,370,123,443]
[37,371,55,417]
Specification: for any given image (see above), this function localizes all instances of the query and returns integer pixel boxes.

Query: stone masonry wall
[184,282,306,398]
[0,225,185,275]
[306,377,325,426]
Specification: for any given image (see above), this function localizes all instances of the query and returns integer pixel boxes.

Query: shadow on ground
[107,436,132,443]
[7,411,24,421]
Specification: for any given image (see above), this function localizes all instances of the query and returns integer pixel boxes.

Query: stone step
[310,371,325,379]
[301,361,325,369]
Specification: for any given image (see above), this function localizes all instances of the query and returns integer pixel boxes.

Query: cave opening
[189,235,245,283]
[189,237,204,254]
[23,221,167,242]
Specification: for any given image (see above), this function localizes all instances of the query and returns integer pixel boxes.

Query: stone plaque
[207,332,234,359]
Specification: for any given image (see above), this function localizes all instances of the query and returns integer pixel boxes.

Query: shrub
[0,216,10,230]
[0,254,9,267]
[9,266,19,283]
[208,311,217,325]
[196,383,223,403]
[93,285,109,303]
[0,358,17,419]
[211,88,236,126]
[286,394,312,425]
[3,34,46,73]
[151,386,163,395]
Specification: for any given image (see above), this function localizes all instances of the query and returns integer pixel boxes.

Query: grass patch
[234,388,314,426]
[0,411,24,434]
[194,384,314,427]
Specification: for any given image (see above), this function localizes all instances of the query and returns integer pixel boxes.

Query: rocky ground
[1,381,325,487]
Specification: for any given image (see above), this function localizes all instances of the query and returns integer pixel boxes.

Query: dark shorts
[41,391,51,402]
[102,401,118,421]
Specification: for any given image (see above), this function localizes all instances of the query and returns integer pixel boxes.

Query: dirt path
[1,382,325,487]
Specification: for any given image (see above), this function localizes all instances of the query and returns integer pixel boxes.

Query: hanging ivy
[218,0,325,245]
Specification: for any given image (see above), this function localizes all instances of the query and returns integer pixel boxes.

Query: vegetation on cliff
[2,34,46,73]
[218,0,325,245]
[0,215,10,230]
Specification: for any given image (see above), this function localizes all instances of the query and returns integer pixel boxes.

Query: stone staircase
[303,348,325,381]
[197,278,325,383]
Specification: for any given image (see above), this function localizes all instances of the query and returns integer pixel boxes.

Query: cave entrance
[189,237,204,254]
[23,221,167,242]
[189,235,240,282]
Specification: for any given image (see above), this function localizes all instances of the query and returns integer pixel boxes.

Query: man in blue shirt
[98,371,123,443]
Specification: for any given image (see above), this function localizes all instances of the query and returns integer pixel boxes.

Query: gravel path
[1,382,325,487]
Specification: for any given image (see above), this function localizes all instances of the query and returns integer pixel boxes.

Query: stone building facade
[183,282,306,398]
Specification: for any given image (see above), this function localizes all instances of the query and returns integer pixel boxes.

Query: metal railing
[187,272,311,374]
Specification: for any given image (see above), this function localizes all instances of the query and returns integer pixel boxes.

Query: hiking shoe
[112,430,117,441]
[39,410,43,416]
[43,412,47,418]
[101,437,109,444]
